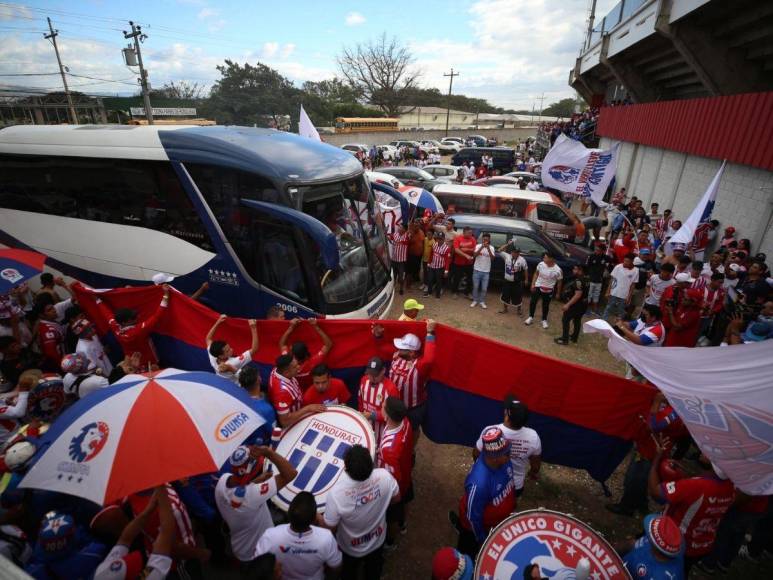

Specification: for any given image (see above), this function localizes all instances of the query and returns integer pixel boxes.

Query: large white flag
[584,319,773,496]
[666,160,725,252]
[298,105,321,141]
[541,133,620,206]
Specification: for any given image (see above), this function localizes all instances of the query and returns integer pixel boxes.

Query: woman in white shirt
[525,254,563,329]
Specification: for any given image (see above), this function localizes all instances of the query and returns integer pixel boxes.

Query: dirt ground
[380,286,771,579]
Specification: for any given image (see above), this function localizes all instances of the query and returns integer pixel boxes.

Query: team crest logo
[475,509,629,580]
[68,421,109,463]
[29,377,66,421]
[272,406,375,511]
[548,165,580,184]
[0,268,23,283]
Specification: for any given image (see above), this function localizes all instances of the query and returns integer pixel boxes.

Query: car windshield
[299,177,390,310]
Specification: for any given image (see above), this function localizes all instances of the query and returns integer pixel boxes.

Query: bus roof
[433,183,557,202]
[0,124,363,183]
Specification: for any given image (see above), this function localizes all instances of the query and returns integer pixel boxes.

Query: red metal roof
[596,92,773,171]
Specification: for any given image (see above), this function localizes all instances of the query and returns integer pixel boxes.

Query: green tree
[542,97,582,118]
[203,60,300,126]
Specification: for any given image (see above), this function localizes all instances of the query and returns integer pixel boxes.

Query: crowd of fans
[539,107,601,146]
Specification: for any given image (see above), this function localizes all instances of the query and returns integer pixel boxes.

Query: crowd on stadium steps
[0,211,771,580]
[539,107,601,146]
[387,193,772,353]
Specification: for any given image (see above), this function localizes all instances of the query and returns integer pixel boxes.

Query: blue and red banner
[0,248,47,294]
[73,284,655,483]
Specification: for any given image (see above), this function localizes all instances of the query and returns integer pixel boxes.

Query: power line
[0,72,60,76]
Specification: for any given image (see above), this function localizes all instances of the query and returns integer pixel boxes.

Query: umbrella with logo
[0,248,47,293]
[398,186,444,214]
[19,368,267,506]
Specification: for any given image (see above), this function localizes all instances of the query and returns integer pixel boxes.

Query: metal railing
[585,0,648,50]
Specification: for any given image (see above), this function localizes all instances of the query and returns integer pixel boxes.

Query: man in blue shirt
[237,366,276,446]
[621,514,684,580]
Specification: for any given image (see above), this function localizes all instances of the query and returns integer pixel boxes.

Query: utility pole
[585,0,598,50]
[44,18,77,124]
[537,93,545,122]
[123,21,153,125]
[443,68,459,137]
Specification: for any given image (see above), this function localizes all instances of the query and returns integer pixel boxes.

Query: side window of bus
[0,154,213,251]
[537,203,573,226]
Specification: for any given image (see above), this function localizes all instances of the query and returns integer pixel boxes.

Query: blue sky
[0,0,618,110]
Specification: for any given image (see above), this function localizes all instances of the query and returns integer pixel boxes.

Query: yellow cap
[403,298,425,311]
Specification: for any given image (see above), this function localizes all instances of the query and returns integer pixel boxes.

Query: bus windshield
[299,176,390,312]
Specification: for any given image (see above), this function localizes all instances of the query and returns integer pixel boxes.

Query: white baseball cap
[393,333,421,351]
[728,263,741,272]
[151,272,175,285]
[674,272,694,283]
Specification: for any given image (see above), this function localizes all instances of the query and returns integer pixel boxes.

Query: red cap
[432,547,473,580]
[645,514,682,557]
[725,226,735,234]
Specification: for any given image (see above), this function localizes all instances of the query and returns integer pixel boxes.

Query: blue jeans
[603,296,626,320]
[472,269,490,303]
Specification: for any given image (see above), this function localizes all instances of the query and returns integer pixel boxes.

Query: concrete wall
[600,137,773,256]
[323,127,536,147]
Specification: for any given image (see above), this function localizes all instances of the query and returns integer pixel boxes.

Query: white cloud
[345,12,366,26]
[281,43,296,59]
[0,4,33,21]
[262,42,279,58]
[197,7,218,19]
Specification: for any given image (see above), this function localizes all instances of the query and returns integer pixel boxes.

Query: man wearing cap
[278,317,334,391]
[358,357,399,444]
[663,288,702,347]
[425,231,452,299]
[61,352,110,399]
[398,298,424,321]
[431,547,473,580]
[372,319,437,445]
[619,514,685,579]
[215,445,298,566]
[454,427,516,557]
[473,396,541,497]
[659,272,693,314]
[649,449,735,577]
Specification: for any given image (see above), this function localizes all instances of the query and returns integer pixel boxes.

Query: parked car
[465,135,488,147]
[389,140,435,156]
[442,137,465,145]
[449,214,590,283]
[436,139,462,154]
[451,147,516,172]
[486,137,498,147]
[470,176,521,187]
[419,140,441,155]
[433,184,587,244]
[504,171,540,184]
[341,143,369,155]
[375,166,444,192]
[366,170,403,190]
[423,164,464,183]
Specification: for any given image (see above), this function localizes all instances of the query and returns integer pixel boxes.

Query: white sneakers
[524,317,548,329]
[480,302,487,309]
[470,301,478,308]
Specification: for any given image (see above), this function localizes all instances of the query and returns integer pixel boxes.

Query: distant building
[386,106,560,130]
[0,88,107,127]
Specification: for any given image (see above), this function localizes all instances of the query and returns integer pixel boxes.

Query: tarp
[584,319,773,495]
[541,134,619,206]
[72,284,655,483]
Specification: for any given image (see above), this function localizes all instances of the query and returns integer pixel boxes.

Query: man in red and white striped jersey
[388,222,411,295]
[690,219,719,261]
[378,396,414,547]
[358,357,399,444]
[269,353,324,429]
[372,319,437,445]
[424,231,451,299]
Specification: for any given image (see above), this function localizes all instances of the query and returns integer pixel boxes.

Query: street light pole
[443,68,459,137]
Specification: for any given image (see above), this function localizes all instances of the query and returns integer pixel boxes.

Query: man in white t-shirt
[525,253,563,329]
[322,445,399,579]
[72,318,113,376]
[474,396,541,497]
[215,445,297,565]
[256,491,341,580]
[470,233,497,309]
[644,263,676,307]
[603,253,639,321]
[205,315,259,383]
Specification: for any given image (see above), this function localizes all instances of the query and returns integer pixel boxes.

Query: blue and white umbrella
[398,186,444,214]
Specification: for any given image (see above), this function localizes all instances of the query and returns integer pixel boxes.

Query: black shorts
[387,485,414,522]
[406,403,427,430]
[393,261,406,277]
